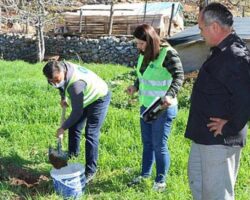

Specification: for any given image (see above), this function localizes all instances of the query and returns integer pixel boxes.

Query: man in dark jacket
[185,3,250,200]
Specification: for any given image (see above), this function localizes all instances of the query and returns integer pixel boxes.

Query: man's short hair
[43,61,65,79]
[202,3,233,27]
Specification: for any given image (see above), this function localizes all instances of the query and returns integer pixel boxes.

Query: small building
[168,17,250,72]
[63,2,184,37]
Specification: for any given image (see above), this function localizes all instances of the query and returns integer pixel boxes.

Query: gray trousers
[188,143,242,200]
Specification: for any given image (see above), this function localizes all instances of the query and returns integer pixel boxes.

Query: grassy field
[0,60,249,200]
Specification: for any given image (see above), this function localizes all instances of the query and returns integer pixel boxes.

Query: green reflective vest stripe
[66,63,108,107]
[139,90,167,97]
[136,47,173,107]
[138,78,172,87]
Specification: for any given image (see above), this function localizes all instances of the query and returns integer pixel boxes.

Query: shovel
[49,107,68,169]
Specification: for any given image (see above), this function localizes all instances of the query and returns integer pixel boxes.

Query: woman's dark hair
[133,24,160,65]
[43,61,65,79]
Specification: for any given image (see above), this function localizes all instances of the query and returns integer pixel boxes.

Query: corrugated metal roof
[68,2,183,17]
[168,17,250,46]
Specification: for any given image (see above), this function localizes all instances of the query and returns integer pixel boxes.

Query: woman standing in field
[126,24,184,191]
[43,61,111,184]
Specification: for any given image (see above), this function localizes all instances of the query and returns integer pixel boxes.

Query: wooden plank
[64,14,162,21]
[63,10,173,36]
[108,2,114,35]
[79,9,83,33]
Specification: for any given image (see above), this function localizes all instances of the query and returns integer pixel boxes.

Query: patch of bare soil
[0,163,49,188]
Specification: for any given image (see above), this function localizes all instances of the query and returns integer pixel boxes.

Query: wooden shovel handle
[57,106,66,153]
[60,106,66,126]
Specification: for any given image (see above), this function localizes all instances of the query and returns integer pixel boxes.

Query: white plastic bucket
[50,163,86,199]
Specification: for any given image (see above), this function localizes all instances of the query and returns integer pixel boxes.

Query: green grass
[0,60,249,200]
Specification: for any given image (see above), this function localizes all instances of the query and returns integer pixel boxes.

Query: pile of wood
[63,2,184,37]
[64,13,169,36]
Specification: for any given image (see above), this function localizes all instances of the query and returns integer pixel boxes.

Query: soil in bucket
[50,163,86,199]
[49,148,68,169]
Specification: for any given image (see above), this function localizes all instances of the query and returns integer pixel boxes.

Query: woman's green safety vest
[136,47,173,107]
[66,63,108,107]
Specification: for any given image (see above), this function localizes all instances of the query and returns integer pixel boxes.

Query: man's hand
[60,99,69,108]
[125,85,137,96]
[207,117,228,137]
[56,127,65,139]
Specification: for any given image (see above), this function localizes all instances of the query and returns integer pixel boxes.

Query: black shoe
[85,172,96,184]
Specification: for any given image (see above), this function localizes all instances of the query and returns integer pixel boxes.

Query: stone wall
[0,34,139,67]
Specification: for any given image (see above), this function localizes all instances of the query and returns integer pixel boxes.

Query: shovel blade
[48,147,68,169]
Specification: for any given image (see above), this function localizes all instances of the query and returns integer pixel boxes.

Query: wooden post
[108,1,114,36]
[0,7,1,32]
[167,3,175,37]
[143,0,148,22]
[25,15,29,34]
[79,9,83,33]
[85,16,87,36]
[242,1,247,17]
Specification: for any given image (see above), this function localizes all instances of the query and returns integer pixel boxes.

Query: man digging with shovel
[43,60,111,184]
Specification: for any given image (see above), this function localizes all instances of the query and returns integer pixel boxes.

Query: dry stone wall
[0,34,138,66]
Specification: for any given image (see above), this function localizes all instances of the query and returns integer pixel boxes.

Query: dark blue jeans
[68,91,111,175]
[140,105,177,183]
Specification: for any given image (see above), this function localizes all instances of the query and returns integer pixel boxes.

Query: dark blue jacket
[185,32,250,146]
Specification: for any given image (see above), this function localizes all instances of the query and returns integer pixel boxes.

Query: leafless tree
[199,0,211,11]
[37,0,45,62]
[1,0,72,62]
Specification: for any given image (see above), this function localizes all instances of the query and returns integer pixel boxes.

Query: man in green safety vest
[43,61,111,184]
